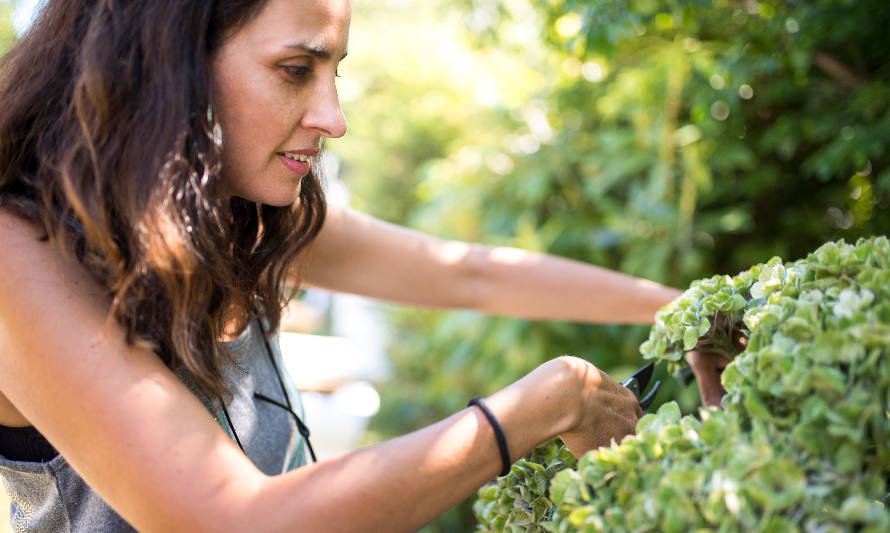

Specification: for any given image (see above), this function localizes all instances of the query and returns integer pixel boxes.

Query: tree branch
[813,51,865,89]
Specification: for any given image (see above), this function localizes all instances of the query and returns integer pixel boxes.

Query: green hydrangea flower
[476,236,890,532]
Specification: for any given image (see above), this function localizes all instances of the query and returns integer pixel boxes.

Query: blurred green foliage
[332,0,888,530]
[0,2,16,52]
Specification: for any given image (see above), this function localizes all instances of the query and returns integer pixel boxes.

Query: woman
[0,0,724,531]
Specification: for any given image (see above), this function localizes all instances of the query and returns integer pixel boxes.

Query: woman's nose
[301,79,347,139]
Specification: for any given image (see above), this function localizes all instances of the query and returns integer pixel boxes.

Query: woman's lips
[278,153,311,176]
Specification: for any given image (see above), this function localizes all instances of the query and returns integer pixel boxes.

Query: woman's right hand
[554,356,643,457]
[510,356,642,459]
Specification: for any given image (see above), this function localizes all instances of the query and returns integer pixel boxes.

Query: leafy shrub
[344,1,889,529]
[476,236,890,531]
[474,438,577,532]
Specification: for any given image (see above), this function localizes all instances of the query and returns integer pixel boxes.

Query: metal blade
[638,380,661,409]
[624,362,655,392]
[623,377,641,397]
[622,363,660,410]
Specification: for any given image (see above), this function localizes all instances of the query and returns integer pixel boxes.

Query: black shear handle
[621,362,661,410]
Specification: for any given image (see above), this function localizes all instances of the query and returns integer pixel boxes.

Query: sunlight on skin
[435,240,474,265]
[634,278,671,290]
[490,246,674,295]
[423,412,488,472]
[422,362,577,474]
[489,247,528,264]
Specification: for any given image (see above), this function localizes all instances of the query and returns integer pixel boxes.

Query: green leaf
[683,326,700,350]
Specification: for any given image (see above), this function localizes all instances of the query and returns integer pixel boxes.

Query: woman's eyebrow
[285,42,348,61]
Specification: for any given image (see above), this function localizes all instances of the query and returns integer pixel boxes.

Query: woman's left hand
[686,350,731,407]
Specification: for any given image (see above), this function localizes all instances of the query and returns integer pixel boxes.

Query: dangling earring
[201,103,224,190]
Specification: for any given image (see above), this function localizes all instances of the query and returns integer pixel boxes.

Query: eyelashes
[284,65,311,79]
[282,65,341,81]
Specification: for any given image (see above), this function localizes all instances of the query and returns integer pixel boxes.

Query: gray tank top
[0,320,308,531]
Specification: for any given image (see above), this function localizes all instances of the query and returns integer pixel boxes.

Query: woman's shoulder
[0,206,42,237]
[0,208,52,274]
[0,211,70,425]
[0,208,46,272]
[0,208,105,308]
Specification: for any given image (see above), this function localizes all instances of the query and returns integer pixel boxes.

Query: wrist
[482,357,584,458]
[467,397,511,476]
[544,356,587,434]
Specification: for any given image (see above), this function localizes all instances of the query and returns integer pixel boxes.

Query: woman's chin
[270,184,303,207]
[258,195,300,208]
[227,181,303,207]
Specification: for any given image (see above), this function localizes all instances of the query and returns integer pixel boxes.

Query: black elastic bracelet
[468,397,511,477]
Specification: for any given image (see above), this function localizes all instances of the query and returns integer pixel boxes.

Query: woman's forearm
[461,244,681,324]
[301,208,680,324]
[244,359,580,532]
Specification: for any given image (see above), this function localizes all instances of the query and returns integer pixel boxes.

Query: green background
[329,1,889,530]
[0,0,887,531]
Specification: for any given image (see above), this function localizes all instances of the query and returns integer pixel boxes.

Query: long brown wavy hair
[0,0,326,399]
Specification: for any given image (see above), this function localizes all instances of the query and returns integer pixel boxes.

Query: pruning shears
[621,362,661,410]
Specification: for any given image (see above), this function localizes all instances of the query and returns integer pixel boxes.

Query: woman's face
[211,0,350,206]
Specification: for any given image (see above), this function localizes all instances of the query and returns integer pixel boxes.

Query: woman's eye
[284,66,311,79]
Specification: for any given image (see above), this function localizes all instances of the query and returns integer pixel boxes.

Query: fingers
[561,406,638,458]
[687,350,732,407]
[558,362,643,458]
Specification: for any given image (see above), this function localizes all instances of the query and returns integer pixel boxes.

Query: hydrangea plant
[473,438,577,532]
[475,236,890,531]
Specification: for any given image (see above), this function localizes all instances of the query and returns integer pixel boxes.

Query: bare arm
[302,207,680,324]
[0,212,639,532]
